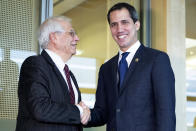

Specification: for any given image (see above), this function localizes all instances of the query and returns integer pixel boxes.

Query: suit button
[116,109,120,112]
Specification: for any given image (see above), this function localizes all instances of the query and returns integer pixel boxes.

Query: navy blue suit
[16,50,82,131]
[88,44,176,131]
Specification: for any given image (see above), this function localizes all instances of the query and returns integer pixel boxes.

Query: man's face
[109,8,140,52]
[55,21,79,57]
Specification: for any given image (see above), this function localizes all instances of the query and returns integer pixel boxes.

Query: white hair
[38,16,72,49]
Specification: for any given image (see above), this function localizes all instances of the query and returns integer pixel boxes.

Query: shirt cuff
[76,105,83,116]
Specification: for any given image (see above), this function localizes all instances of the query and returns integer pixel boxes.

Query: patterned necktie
[64,64,75,104]
[118,52,129,87]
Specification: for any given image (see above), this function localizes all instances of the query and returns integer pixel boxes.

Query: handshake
[78,101,91,125]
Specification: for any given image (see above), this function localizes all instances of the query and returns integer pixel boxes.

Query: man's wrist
[76,104,83,116]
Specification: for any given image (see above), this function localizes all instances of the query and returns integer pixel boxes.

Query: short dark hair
[107,2,139,24]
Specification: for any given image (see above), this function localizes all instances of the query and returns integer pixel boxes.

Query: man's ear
[49,32,56,43]
[135,21,140,31]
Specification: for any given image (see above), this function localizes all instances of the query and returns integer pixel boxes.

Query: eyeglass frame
[55,30,77,38]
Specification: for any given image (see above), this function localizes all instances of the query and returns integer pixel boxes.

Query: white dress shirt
[118,40,141,67]
[45,49,83,116]
[45,49,79,104]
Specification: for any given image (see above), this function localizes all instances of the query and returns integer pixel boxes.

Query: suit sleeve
[152,52,176,131]
[18,57,80,124]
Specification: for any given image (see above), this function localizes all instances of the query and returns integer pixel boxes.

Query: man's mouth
[118,35,127,39]
[71,43,77,47]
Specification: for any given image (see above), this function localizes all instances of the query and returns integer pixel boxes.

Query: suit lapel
[41,50,70,95]
[70,71,81,103]
[119,44,145,94]
[41,50,81,103]
[109,54,119,96]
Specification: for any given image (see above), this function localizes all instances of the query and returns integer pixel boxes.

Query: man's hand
[79,101,90,125]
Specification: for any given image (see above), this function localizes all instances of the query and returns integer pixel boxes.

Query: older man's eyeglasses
[68,30,76,38]
[55,30,77,38]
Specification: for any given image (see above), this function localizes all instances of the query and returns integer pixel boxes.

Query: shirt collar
[45,49,66,70]
[119,40,141,56]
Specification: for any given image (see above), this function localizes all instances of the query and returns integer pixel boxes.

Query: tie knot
[121,52,129,60]
[64,64,69,73]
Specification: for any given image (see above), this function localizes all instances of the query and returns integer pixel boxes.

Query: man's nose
[117,24,123,32]
[74,34,79,41]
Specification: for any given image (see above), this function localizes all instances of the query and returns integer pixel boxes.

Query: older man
[16,16,89,131]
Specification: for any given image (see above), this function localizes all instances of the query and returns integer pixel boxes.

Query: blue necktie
[119,52,129,87]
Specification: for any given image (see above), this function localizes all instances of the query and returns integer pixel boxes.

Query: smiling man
[109,7,139,52]
[16,16,90,131]
[83,2,176,131]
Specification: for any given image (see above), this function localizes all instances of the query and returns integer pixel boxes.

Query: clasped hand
[78,101,90,125]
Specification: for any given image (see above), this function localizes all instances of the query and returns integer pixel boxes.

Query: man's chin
[118,43,127,48]
[72,51,76,56]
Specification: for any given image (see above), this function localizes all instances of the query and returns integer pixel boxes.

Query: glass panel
[0,0,40,130]
[186,0,196,128]
[186,38,196,127]
[0,0,40,120]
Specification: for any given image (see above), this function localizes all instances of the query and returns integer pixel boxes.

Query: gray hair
[38,16,72,49]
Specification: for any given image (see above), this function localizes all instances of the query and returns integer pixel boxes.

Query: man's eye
[70,32,74,37]
[122,20,129,24]
[110,23,117,27]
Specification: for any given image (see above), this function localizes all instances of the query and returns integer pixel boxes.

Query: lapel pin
[135,58,139,62]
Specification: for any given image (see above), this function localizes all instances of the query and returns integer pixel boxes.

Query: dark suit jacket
[88,44,176,131]
[16,50,82,131]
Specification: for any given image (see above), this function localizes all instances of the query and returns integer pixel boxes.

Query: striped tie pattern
[64,64,75,104]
